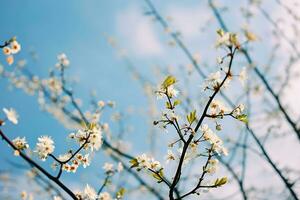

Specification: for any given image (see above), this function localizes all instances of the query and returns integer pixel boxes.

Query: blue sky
[1,0,300,199]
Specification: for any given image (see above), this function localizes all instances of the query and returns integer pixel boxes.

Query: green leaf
[8,36,17,43]
[116,187,126,199]
[152,169,164,183]
[162,75,177,89]
[129,158,139,168]
[214,177,228,187]
[216,29,224,36]
[187,110,197,125]
[173,99,181,107]
[165,101,172,109]
[237,114,248,123]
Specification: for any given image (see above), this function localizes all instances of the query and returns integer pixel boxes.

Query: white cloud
[165,4,211,39]
[115,5,164,57]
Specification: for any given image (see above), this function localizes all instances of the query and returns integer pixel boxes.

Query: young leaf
[173,99,181,107]
[129,158,139,168]
[237,114,248,123]
[165,101,172,109]
[214,177,228,187]
[162,75,177,89]
[187,110,197,125]
[116,187,126,199]
[152,169,164,183]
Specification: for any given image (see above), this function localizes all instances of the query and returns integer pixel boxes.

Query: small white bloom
[206,159,219,174]
[99,192,111,200]
[200,124,228,156]
[97,100,105,107]
[165,150,175,163]
[35,136,55,160]
[81,154,91,168]
[10,40,21,54]
[3,46,11,55]
[167,85,179,98]
[53,196,62,200]
[82,184,98,200]
[210,100,229,115]
[103,162,114,173]
[71,125,103,152]
[6,55,14,65]
[3,107,19,124]
[12,137,29,151]
[216,56,223,64]
[239,67,247,86]
[233,104,245,116]
[117,162,123,172]
[203,71,222,90]
[57,53,70,67]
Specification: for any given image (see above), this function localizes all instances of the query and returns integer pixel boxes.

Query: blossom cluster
[156,75,179,99]
[53,153,90,173]
[2,107,19,124]
[69,123,103,152]
[2,38,21,65]
[35,136,55,161]
[102,162,123,174]
[75,184,123,200]
[209,100,230,116]
[216,29,240,49]
[12,137,29,151]
[200,124,228,156]
[55,53,70,69]
[130,153,162,172]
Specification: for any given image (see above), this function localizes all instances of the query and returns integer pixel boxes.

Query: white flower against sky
[2,46,11,55]
[6,55,14,65]
[117,162,123,172]
[12,137,29,151]
[165,149,176,163]
[99,192,111,200]
[203,71,222,90]
[103,162,114,173]
[210,100,229,115]
[10,40,21,54]
[35,136,55,161]
[53,196,62,200]
[3,107,19,124]
[200,124,228,156]
[81,184,98,200]
[239,67,247,85]
[56,53,70,67]
[166,85,179,98]
[70,125,103,152]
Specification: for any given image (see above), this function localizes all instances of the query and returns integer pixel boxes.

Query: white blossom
[239,67,247,85]
[203,71,222,90]
[6,55,14,65]
[200,124,228,156]
[103,162,114,173]
[12,137,29,151]
[3,107,19,124]
[56,53,70,67]
[165,150,175,163]
[210,100,229,115]
[135,154,162,171]
[3,46,11,55]
[117,162,123,172]
[35,136,55,160]
[70,124,103,152]
[80,184,98,200]
[53,196,62,200]
[99,192,111,200]
[10,40,21,54]
[206,159,219,174]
